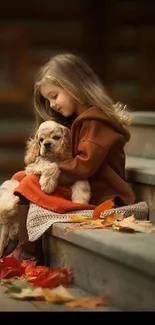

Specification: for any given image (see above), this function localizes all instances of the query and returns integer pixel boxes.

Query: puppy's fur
[0,180,19,258]
[0,121,91,257]
[25,121,91,203]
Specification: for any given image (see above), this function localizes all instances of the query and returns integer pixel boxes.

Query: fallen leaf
[65,214,122,232]
[5,278,32,294]
[93,199,114,219]
[69,215,93,223]
[66,295,109,308]
[113,215,155,233]
[8,285,74,302]
[9,287,44,300]
[42,285,74,302]
[22,261,48,281]
[101,213,123,227]
[7,283,110,308]
[32,267,73,288]
[0,257,73,291]
[0,257,25,279]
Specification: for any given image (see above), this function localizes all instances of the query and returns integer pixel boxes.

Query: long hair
[34,53,131,130]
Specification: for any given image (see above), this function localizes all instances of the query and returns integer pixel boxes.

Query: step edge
[126,156,155,185]
[48,224,155,279]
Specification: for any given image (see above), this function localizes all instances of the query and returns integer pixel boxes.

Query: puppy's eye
[39,138,44,143]
[53,135,61,140]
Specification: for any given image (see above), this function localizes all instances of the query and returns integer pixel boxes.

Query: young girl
[5,53,135,263]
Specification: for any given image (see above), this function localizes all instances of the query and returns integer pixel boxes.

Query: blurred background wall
[0,0,155,181]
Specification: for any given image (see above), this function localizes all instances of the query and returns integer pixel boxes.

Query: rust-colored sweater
[58,106,135,205]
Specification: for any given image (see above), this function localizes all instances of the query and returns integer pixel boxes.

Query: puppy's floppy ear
[24,135,40,166]
[59,127,72,161]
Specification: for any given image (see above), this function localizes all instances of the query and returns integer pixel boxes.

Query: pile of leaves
[0,257,109,308]
[66,199,155,234]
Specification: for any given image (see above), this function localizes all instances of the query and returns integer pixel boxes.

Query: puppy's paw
[71,180,91,203]
[25,163,41,175]
[39,163,60,194]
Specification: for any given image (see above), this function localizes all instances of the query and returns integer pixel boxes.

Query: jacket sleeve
[58,120,121,186]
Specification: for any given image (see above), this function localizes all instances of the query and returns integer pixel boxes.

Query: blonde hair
[34,53,131,130]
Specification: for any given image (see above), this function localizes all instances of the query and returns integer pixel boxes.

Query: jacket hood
[74,106,130,142]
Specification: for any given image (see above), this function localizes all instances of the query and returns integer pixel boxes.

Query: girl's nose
[50,101,56,110]
[51,103,58,112]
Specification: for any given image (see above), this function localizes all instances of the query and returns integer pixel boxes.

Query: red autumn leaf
[21,260,48,279]
[93,199,114,219]
[32,267,73,288]
[0,257,25,279]
[21,260,37,269]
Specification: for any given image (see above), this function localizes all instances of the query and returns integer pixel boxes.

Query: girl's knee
[11,171,26,182]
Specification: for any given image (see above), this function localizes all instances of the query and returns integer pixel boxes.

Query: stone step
[125,111,155,159]
[126,155,155,223]
[44,223,155,311]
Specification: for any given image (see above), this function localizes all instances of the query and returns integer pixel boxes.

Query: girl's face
[40,83,78,117]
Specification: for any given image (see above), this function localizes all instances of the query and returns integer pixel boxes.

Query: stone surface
[129,111,155,125]
[47,224,155,277]
[125,125,155,159]
[125,111,155,159]
[126,156,155,186]
[44,226,155,311]
[126,156,155,222]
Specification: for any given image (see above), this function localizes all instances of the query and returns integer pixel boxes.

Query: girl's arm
[58,120,123,186]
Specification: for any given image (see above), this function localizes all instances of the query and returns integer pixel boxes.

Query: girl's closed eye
[51,94,58,100]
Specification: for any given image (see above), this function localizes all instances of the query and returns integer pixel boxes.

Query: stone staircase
[43,223,155,311]
[126,111,155,223]
[42,111,155,311]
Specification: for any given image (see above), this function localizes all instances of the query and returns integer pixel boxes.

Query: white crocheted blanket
[27,203,93,242]
[27,201,148,242]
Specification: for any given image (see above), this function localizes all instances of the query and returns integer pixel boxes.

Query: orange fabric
[13,171,95,213]
[11,171,27,182]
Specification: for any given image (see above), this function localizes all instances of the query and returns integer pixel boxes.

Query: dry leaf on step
[69,215,93,223]
[113,215,155,233]
[9,287,44,300]
[65,213,122,232]
[8,284,110,308]
[42,285,74,302]
[66,295,109,308]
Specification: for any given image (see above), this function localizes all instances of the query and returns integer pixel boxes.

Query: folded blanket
[27,201,149,242]
[12,171,95,213]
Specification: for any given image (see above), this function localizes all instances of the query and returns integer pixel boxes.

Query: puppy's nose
[44,142,51,149]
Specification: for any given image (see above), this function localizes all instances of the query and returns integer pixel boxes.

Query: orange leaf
[93,199,114,219]
[101,213,123,227]
[65,216,119,232]
[66,295,109,308]
[69,215,93,223]
[26,266,48,280]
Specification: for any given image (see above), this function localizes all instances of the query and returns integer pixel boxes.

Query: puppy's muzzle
[44,142,51,151]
